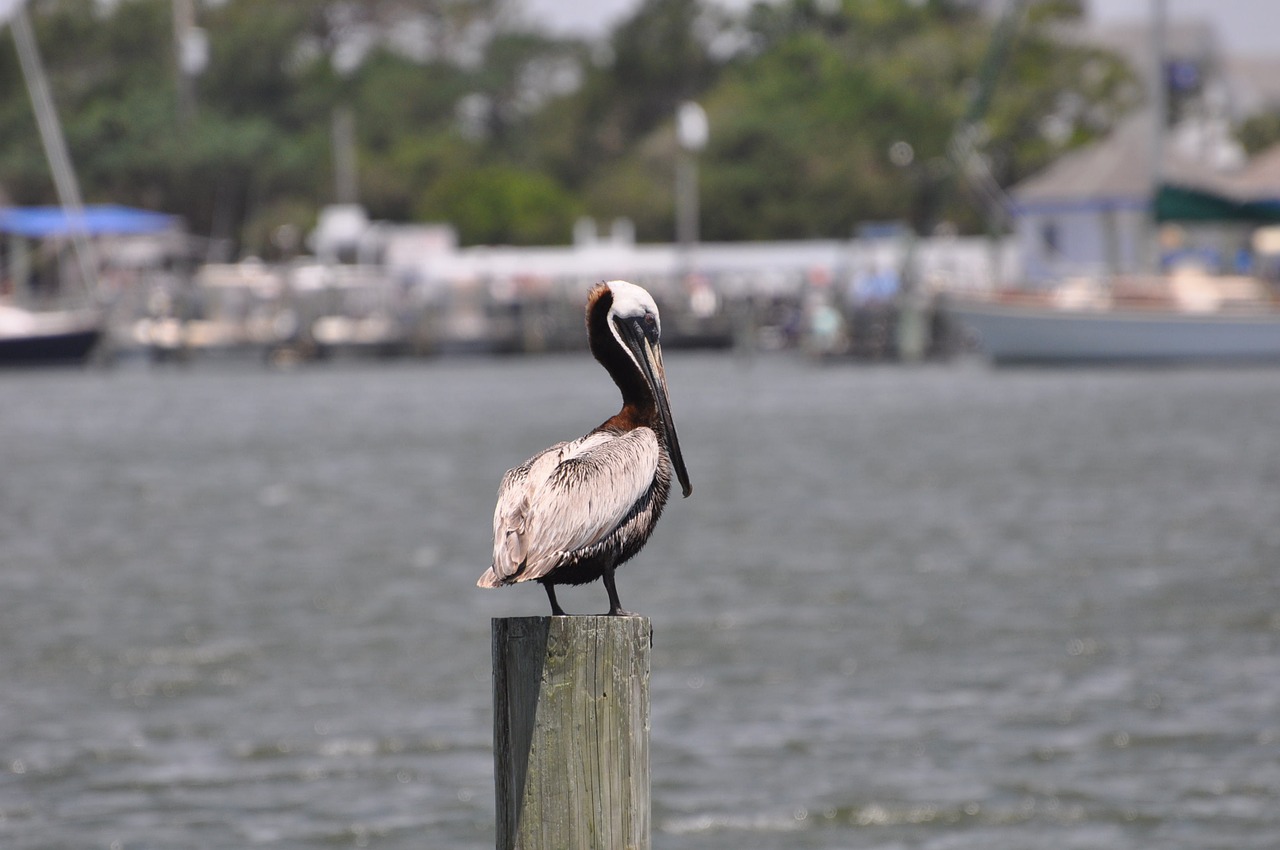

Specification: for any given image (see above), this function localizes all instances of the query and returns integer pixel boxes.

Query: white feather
[486,427,660,584]
[604,280,660,328]
[603,280,661,377]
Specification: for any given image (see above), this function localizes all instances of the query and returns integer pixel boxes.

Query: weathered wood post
[491,615,651,850]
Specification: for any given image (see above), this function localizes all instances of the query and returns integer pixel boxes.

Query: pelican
[477,280,692,616]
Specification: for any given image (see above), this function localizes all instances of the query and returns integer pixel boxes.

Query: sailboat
[946,3,1280,365]
[946,276,1280,366]
[945,113,1280,365]
[1,205,180,366]
[0,3,104,366]
[0,301,101,366]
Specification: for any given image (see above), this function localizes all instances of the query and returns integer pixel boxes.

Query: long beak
[632,335,692,498]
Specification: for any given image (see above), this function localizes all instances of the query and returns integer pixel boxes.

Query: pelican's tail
[478,558,530,588]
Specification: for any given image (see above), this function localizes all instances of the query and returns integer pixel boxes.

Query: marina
[104,228,1007,365]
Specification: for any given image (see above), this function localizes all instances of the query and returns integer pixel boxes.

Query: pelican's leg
[602,564,636,617]
[543,582,567,616]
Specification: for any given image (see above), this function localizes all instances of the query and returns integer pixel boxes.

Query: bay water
[2,354,1278,849]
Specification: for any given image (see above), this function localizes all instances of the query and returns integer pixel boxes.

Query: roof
[1217,143,1280,201]
[1154,142,1280,222]
[0,204,178,237]
[1012,112,1240,212]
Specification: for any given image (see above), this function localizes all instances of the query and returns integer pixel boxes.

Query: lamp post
[675,101,708,283]
[1147,0,1167,275]
[173,0,207,127]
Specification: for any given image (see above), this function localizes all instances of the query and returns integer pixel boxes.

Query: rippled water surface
[2,354,1279,849]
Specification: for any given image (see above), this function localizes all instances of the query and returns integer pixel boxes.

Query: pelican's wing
[482,428,659,585]
[480,442,567,587]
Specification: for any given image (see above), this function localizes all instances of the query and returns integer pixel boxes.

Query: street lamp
[675,101,707,281]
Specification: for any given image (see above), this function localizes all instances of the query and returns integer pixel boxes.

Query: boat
[0,302,102,367]
[0,6,109,367]
[946,273,1280,365]
[0,205,181,367]
[935,0,1280,368]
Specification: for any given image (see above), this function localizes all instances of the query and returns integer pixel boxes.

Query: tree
[570,0,1136,240]
[0,0,1141,251]
[417,163,581,244]
[1238,111,1280,156]
[531,0,726,186]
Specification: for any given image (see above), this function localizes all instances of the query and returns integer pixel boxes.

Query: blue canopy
[0,205,178,237]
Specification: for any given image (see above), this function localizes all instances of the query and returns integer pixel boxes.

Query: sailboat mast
[1147,0,1168,275]
[10,4,100,302]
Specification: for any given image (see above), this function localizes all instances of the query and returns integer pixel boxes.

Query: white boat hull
[0,305,102,367]
[949,298,1280,365]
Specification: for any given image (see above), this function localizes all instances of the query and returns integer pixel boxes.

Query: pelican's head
[597,280,692,498]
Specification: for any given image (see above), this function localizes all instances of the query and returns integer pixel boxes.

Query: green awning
[1155,184,1280,223]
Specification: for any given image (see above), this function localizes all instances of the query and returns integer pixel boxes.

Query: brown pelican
[477,280,692,616]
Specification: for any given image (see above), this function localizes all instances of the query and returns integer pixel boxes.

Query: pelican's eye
[643,313,657,332]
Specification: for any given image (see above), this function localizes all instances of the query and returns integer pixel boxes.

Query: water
[2,354,1278,849]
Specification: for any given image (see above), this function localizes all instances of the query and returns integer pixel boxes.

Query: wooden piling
[491,616,651,850]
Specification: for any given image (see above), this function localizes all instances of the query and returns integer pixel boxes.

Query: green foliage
[696,33,909,239]
[0,0,1140,250]
[544,0,1136,240]
[1238,111,1280,156]
[417,164,582,245]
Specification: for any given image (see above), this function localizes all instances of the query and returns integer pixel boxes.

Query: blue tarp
[0,205,177,237]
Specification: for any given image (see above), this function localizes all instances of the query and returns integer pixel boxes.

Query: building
[1011,111,1232,283]
[1012,10,1280,285]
